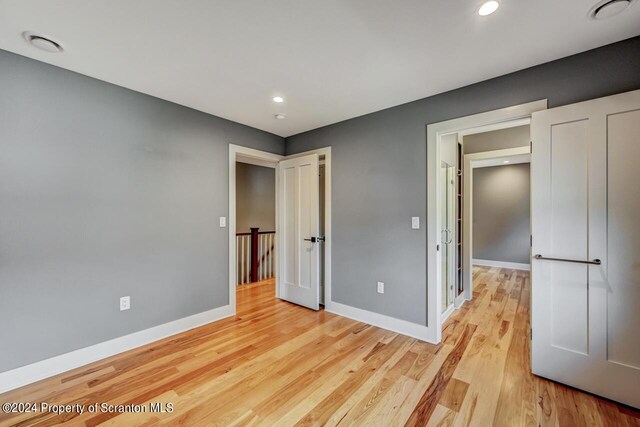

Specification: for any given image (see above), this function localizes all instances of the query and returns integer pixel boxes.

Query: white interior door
[531,89,640,409]
[277,154,320,310]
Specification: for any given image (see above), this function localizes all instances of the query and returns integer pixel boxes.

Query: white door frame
[426,100,547,343]
[229,144,283,313]
[228,144,332,311]
[463,146,531,303]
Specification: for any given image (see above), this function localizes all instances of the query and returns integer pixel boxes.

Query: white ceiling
[1,1,639,137]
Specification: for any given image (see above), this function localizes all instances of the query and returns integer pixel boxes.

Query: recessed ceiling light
[23,31,63,53]
[273,96,284,103]
[503,160,510,164]
[478,1,500,16]
[275,114,286,120]
[591,0,632,19]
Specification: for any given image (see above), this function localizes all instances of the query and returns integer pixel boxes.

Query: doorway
[426,100,547,343]
[235,161,277,287]
[462,125,532,306]
[437,122,532,323]
[228,145,331,314]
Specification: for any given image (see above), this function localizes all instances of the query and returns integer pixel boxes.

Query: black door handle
[304,236,326,243]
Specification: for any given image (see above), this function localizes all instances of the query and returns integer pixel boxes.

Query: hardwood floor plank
[404,323,477,426]
[536,375,558,427]
[439,378,469,413]
[426,404,456,427]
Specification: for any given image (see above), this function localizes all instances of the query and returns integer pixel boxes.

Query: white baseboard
[325,301,437,344]
[473,259,530,271]
[454,293,470,309]
[0,304,235,394]
[441,304,455,323]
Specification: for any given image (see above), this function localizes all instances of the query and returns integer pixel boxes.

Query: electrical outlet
[120,296,130,311]
[219,217,227,227]
[411,217,420,229]
[377,281,385,294]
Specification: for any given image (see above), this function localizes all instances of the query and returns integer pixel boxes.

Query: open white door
[277,153,320,310]
[531,89,640,409]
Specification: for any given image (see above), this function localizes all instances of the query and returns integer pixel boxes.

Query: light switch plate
[120,296,130,311]
[219,217,227,227]
[377,282,384,294]
[411,217,420,229]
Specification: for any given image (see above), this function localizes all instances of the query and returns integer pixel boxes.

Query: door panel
[549,120,589,354]
[282,166,296,288]
[277,154,320,310]
[298,162,315,290]
[531,89,640,409]
[607,109,640,369]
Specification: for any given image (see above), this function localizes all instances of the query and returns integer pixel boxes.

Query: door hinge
[530,328,533,340]
[530,140,533,153]
[530,235,533,247]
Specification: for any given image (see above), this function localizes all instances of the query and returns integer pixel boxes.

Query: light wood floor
[1,268,639,426]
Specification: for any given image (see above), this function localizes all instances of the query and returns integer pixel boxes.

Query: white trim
[231,144,283,165]
[464,146,532,304]
[471,153,530,168]
[284,147,332,308]
[473,259,530,271]
[457,117,531,137]
[441,304,455,323]
[236,154,278,169]
[325,302,437,344]
[427,99,547,344]
[0,304,234,394]
[454,292,469,309]
[229,144,283,308]
[464,147,531,163]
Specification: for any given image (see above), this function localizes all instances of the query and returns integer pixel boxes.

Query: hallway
[1,270,638,426]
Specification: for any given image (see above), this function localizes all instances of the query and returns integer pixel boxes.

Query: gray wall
[285,36,640,326]
[463,125,530,154]
[236,163,276,233]
[0,50,284,372]
[473,164,530,264]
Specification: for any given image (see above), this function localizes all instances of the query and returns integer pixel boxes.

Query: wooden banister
[236,230,275,236]
[236,229,276,284]
[250,228,259,282]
